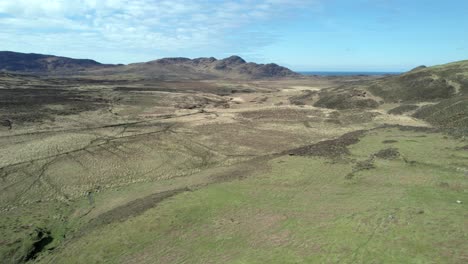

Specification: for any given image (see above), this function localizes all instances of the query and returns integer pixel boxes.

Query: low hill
[311,60,468,108]
[0,51,112,74]
[367,60,468,102]
[310,59,468,135]
[370,60,468,134]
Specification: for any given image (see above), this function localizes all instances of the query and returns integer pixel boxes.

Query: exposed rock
[220,55,246,65]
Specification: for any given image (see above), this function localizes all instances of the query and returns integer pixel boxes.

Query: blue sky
[0,0,467,71]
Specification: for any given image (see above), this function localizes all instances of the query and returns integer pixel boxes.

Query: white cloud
[0,0,318,63]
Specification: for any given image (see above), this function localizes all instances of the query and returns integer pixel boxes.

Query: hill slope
[368,60,468,102]
[309,60,468,134]
[370,60,468,134]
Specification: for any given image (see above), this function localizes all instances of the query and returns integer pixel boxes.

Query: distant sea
[298,71,402,76]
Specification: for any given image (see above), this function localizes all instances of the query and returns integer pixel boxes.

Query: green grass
[0,201,73,263]
[35,128,467,263]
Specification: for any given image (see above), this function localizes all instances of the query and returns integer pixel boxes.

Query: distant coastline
[298,71,402,76]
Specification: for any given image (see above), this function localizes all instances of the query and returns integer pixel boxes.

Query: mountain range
[0,51,298,80]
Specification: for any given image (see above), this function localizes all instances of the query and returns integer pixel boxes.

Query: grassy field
[1,72,467,263]
[28,127,467,264]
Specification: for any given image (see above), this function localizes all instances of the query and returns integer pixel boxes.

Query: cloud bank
[0,0,316,63]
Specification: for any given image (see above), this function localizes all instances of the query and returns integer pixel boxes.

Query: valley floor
[0,75,466,263]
